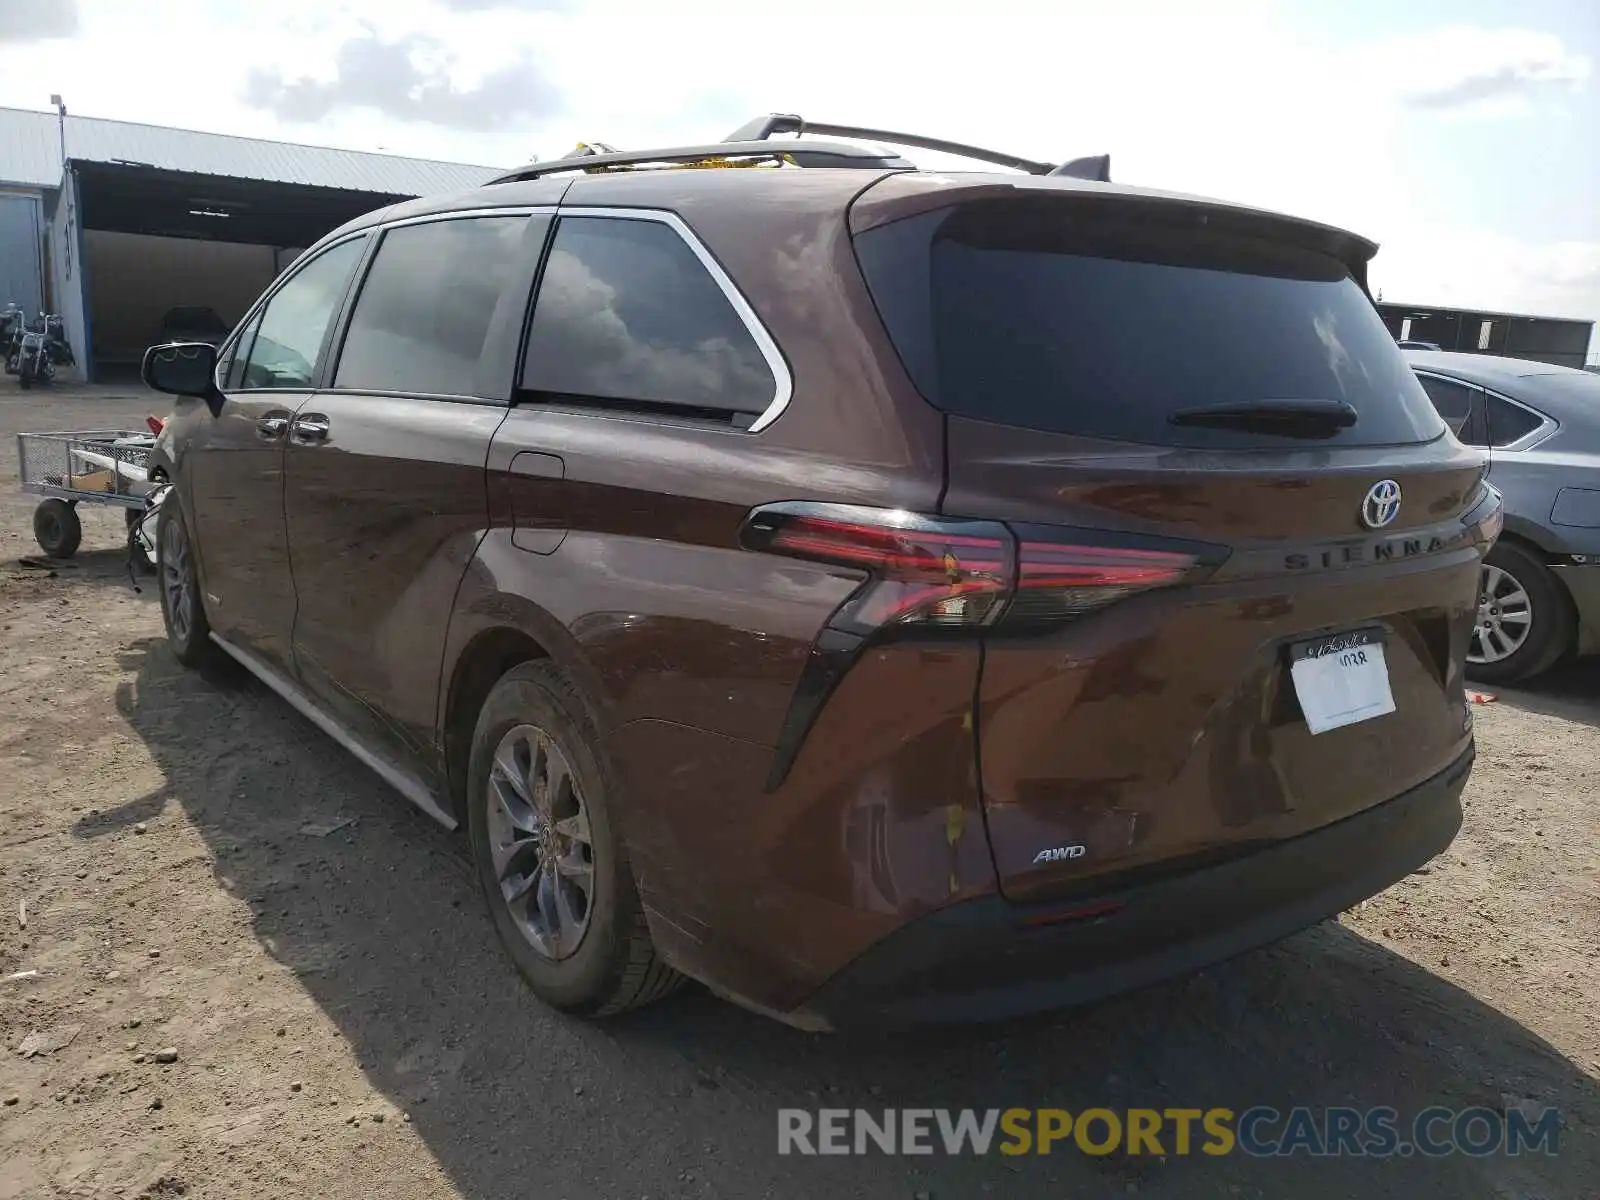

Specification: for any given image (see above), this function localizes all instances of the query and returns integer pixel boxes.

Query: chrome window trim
[1481,387,1559,452]
[213,203,794,430]
[324,208,551,403]
[551,205,794,433]
[1413,368,1558,452]
[379,204,557,230]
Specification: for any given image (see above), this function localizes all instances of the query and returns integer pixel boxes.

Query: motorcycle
[8,310,75,389]
[0,302,24,376]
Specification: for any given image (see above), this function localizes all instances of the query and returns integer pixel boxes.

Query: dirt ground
[1,386,1597,1200]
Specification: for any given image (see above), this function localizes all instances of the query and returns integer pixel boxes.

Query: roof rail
[484,117,1110,186]
[486,138,915,185]
[724,114,1110,181]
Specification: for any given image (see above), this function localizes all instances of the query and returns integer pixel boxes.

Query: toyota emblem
[1361,479,1402,529]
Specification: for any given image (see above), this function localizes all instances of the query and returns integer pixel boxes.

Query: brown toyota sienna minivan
[140,118,1499,1029]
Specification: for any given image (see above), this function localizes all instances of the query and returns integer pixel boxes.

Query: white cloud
[244,31,563,131]
[0,0,77,40]
[0,0,1592,340]
[1372,228,1600,321]
[1362,26,1591,115]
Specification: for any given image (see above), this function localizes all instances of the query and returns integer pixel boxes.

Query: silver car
[1406,349,1600,682]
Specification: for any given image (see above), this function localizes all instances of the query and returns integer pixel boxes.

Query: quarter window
[1485,396,1544,447]
[229,237,366,390]
[216,335,239,389]
[334,216,531,396]
[521,215,776,418]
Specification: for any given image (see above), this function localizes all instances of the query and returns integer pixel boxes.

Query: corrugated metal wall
[0,106,499,195]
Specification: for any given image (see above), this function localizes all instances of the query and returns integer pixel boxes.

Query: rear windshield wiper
[1168,399,1358,438]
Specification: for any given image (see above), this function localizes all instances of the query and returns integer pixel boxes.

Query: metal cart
[16,430,157,558]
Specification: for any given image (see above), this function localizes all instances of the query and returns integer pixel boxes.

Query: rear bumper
[801,743,1473,1028]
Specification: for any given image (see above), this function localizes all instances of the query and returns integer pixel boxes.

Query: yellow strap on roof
[572,146,797,173]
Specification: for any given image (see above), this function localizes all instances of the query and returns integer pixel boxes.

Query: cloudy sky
[1,0,1594,347]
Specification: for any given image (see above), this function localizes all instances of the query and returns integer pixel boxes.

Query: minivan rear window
[854,199,1446,448]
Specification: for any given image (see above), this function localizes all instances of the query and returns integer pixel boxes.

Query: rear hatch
[852,181,1493,902]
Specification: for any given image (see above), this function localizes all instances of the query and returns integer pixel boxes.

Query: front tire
[157,495,221,669]
[1467,540,1574,684]
[467,661,680,1017]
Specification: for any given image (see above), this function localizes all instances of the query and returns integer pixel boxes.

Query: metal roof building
[0,106,498,194]
[0,105,501,381]
[1376,301,1595,371]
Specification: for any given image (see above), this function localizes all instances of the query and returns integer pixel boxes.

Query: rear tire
[33,499,81,558]
[467,660,681,1017]
[1467,540,1573,684]
[157,494,222,669]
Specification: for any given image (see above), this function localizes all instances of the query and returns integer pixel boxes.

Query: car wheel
[33,499,81,558]
[467,660,681,1016]
[157,495,220,669]
[1467,540,1574,684]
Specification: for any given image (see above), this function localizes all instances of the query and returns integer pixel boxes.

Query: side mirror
[142,342,221,413]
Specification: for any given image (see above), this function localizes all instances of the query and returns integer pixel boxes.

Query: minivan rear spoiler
[848,174,1381,281]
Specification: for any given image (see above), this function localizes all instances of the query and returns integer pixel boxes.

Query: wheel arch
[437,588,615,827]
[442,626,549,824]
[1492,527,1581,611]
[1498,515,1567,561]
[1473,533,1579,681]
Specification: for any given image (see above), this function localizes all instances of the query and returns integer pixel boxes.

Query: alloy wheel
[485,723,595,961]
[161,517,194,644]
[1469,562,1533,665]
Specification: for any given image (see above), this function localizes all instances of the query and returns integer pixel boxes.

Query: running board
[209,633,458,831]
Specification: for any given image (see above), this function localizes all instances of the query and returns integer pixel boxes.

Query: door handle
[256,414,290,440]
[290,414,330,444]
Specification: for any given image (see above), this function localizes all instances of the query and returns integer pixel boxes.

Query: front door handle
[290,413,330,445]
[256,413,290,441]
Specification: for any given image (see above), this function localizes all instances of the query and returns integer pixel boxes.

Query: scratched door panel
[283,392,505,779]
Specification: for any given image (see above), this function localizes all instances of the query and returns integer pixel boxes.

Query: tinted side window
[335,216,530,396]
[1486,396,1544,447]
[1459,399,1489,447]
[232,237,366,390]
[1416,374,1475,437]
[521,216,776,417]
[217,321,247,390]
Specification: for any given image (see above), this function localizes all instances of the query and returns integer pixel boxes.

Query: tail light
[742,503,1214,636]
[1462,482,1503,548]
[748,508,1011,634]
[1008,538,1201,626]
[740,502,1222,788]
[146,415,165,435]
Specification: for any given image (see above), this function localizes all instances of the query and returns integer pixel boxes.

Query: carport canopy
[72,160,409,246]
